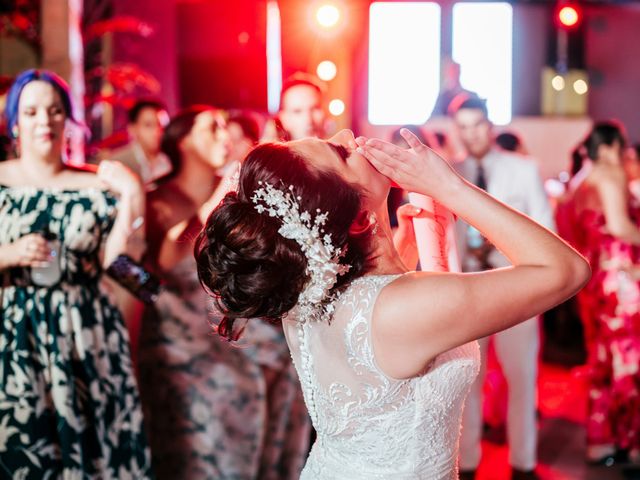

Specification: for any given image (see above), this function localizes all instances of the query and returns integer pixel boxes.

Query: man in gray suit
[110,99,171,190]
[452,96,554,480]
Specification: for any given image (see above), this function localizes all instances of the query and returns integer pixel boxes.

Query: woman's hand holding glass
[2,233,51,269]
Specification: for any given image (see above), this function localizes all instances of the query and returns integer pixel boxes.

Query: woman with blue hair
[0,69,152,477]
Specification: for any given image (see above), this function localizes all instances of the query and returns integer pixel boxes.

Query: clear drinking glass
[31,233,62,287]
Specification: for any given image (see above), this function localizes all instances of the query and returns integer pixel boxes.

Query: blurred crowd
[0,66,639,479]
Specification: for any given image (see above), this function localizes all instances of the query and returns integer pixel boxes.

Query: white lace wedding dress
[283,274,480,479]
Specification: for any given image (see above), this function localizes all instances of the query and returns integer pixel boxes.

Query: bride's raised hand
[357,128,461,199]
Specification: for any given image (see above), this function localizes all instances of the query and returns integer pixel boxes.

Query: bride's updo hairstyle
[195,142,371,339]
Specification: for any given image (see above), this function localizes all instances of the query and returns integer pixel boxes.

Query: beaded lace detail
[283,275,480,479]
[251,181,350,323]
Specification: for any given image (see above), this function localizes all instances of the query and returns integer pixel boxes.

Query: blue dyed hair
[5,69,76,139]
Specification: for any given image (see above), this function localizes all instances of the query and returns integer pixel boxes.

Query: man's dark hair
[128,99,166,124]
[449,93,488,118]
[496,131,523,152]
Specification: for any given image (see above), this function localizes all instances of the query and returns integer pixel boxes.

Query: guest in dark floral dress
[0,69,152,478]
[565,121,640,465]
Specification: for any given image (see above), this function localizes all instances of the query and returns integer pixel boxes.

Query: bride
[194,128,590,479]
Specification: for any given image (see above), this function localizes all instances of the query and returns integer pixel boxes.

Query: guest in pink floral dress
[566,121,640,465]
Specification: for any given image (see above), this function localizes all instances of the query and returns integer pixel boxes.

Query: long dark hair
[571,121,627,176]
[585,121,626,159]
[194,142,372,339]
[160,105,216,179]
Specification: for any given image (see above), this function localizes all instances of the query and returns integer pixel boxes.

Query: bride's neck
[367,207,407,275]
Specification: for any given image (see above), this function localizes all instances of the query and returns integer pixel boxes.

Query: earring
[11,125,18,139]
[349,211,378,237]
[369,213,379,236]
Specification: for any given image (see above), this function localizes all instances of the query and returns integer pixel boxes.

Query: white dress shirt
[455,149,556,271]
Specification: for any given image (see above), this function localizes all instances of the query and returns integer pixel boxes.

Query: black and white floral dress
[0,185,152,479]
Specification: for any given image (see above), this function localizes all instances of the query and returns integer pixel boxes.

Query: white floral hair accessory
[251,181,350,322]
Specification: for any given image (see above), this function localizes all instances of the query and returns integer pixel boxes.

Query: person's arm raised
[98,160,147,266]
[357,129,590,379]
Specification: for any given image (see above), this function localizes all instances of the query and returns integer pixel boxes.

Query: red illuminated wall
[176,0,268,110]
[585,5,640,141]
[113,0,179,114]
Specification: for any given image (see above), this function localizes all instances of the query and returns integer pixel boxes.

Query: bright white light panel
[452,3,513,125]
[368,2,441,125]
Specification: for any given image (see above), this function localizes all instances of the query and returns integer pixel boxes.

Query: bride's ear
[349,210,377,236]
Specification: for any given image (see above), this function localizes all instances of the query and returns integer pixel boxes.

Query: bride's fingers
[400,128,428,153]
[357,144,403,170]
[357,146,397,178]
[364,138,405,160]
[363,143,418,179]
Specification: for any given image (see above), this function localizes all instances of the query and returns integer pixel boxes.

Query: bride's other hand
[357,128,461,198]
[393,203,425,270]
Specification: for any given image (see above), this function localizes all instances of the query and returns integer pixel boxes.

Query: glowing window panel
[452,3,513,125]
[266,0,282,114]
[368,2,441,125]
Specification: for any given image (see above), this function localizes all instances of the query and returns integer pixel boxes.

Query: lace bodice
[283,274,480,479]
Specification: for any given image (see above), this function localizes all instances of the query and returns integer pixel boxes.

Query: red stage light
[557,6,580,28]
